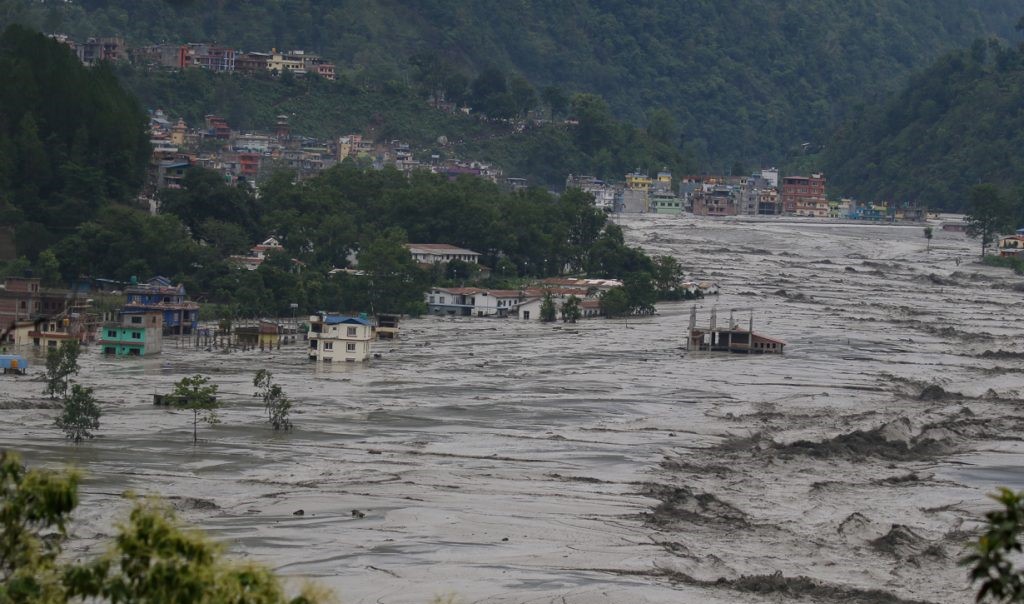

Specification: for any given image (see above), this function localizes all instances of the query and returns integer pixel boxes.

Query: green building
[651,191,683,214]
[99,311,164,356]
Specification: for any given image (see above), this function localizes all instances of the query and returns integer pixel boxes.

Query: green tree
[357,228,426,315]
[561,295,581,323]
[44,340,80,400]
[963,488,1024,602]
[623,272,657,315]
[55,384,102,443]
[599,287,630,318]
[651,255,685,300]
[253,369,292,431]
[923,225,934,253]
[171,375,221,445]
[966,184,1013,258]
[541,85,569,120]
[0,451,79,604]
[539,292,556,322]
[33,249,61,287]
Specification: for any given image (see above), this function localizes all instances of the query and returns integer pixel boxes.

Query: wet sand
[2,215,1022,603]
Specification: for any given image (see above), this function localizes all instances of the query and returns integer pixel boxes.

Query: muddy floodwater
[3,216,1024,603]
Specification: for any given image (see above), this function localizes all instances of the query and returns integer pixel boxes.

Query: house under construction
[687,306,785,354]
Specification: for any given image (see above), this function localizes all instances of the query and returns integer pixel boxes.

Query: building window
[323,342,333,350]
[131,332,141,339]
[131,316,142,324]
[346,343,356,352]
[439,296,445,304]
[347,327,357,337]
[107,330,117,338]
[429,296,435,303]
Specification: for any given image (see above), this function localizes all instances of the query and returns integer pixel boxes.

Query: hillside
[823,38,1024,212]
[4,0,1023,168]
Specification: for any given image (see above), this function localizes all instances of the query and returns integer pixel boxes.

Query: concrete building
[406,244,481,265]
[307,313,373,362]
[426,288,525,317]
[123,276,199,334]
[782,173,827,216]
[692,185,739,216]
[99,310,164,356]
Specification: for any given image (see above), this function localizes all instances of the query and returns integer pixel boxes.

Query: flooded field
[3,215,1023,603]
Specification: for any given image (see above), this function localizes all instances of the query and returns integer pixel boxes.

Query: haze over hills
[823,37,1024,211]
[4,0,1024,169]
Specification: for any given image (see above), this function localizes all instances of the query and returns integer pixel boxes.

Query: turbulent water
[3,216,1023,603]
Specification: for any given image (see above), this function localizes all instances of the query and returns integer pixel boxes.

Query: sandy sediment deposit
[2,215,1022,603]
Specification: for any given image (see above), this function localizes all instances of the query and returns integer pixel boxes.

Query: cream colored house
[307,313,373,362]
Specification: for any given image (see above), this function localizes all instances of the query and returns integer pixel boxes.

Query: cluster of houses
[147,110,508,195]
[47,34,337,80]
[570,169,927,221]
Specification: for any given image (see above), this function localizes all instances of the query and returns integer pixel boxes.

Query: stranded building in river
[123,276,199,334]
[687,307,785,354]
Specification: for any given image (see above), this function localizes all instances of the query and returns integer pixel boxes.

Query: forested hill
[823,38,1024,211]
[3,0,1023,168]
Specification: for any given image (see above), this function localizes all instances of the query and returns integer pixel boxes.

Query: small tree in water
[253,369,292,431]
[539,293,557,322]
[55,384,101,443]
[44,340,80,399]
[561,295,582,323]
[923,226,933,253]
[171,375,220,444]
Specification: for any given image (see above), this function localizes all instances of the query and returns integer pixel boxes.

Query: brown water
[2,216,1022,603]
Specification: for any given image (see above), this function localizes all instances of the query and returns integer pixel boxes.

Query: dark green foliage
[825,41,1024,212]
[55,384,101,443]
[599,287,630,318]
[9,1,1020,169]
[539,292,556,322]
[982,254,1024,275]
[966,184,1016,257]
[963,488,1024,602]
[560,295,581,323]
[0,25,149,258]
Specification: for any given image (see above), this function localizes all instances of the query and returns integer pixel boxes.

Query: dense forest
[824,37,1024,213]
[2,0,1022,169]
[0,24,150,259]
[115,65,693,187]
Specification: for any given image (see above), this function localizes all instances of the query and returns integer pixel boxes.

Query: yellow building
[625,171,652,192]
[267,50,306,75]
[655,170,672,190]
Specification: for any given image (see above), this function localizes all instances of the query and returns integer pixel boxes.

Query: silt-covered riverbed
[3,216,1023,603]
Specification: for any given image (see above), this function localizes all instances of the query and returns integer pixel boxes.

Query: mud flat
[2,215,1022,603]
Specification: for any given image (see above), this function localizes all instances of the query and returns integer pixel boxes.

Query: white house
[406,244,481,265]
[426,287,524,317]
[307,313,373,362]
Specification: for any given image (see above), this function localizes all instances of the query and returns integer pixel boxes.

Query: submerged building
[307,313,373,362]
[99,310,164,356]
[123,276,199,334]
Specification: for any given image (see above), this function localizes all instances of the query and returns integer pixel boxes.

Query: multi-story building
[78,36,127,65]
[781,173,827,217]
[267,50,307,75]
[236,52,270,74]
[625,170,652,192]
[692,185,739,216]
[187,44,236,72]
[99,310,164,356]
[131,44,188,69]
[0,276,96,348]
[307,313,373,362]
[123,276,199,335]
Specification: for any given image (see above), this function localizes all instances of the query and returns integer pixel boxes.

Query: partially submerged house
[123,276,199,334]
[0,276,98,348]
[425,287,526,317]
[998,230,1024,258]
[235,320,282,349]
[307,313,373,362]
[98,310,164,356]
[374,314,400,339]
[687,307,785,354]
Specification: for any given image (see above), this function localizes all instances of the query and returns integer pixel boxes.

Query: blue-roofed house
[307,312,373,362]
[123,276,199,335]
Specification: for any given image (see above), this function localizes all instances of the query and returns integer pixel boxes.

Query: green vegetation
[982,255,1024,275]
[253,369,292,431]
[923,226,933,253]
[55,384,101,443]
[964,488,1024,602]
[5,0,1020,169]
[825,37,1024,213]
[171,374,220,445]
[539,293,556,323]
[0,24,149,259]
[966,184,1017,258]
[0,450,328,603]
[561,295,581,323]
[43,341,81,400]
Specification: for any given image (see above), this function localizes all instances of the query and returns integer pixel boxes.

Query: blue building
[123,276,199,335]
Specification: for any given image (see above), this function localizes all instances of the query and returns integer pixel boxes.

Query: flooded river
[2,216,1023,603]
